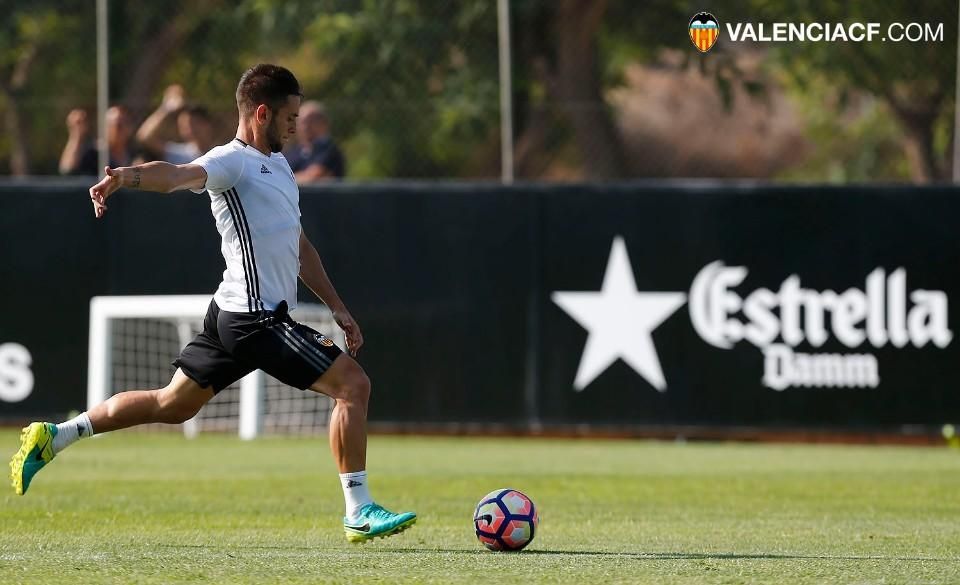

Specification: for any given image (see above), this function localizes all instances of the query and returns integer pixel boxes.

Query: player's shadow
[390,549,958,563]
[157,544,957,563]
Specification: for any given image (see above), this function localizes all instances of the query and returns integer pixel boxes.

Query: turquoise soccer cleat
[9,422,57,496]
[343,503,417,543]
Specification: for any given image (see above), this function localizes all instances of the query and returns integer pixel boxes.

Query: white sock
[53,412,94,454]
[340,470,373,520]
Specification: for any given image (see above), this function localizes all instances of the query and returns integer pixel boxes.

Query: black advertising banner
[0,183,956,431]
[0,187,224,418]
[538,187,958,428]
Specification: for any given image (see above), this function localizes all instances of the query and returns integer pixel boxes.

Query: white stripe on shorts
[269,324,330,372]
[282,323,335,368]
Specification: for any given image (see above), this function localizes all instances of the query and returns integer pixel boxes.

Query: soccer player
[9,64,416,543]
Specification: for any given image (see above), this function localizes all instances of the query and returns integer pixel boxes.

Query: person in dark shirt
[59,106,140,176]
[285,100,345,183]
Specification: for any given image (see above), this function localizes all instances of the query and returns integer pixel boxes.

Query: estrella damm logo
[689,12,720,53]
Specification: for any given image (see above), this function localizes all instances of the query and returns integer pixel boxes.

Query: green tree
[0,1,93,175]
[4,0,955,183]
[754,0,957,182]
[0,0,240,175]
[295,0,500,178]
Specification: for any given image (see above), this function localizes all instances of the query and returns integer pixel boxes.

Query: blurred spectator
[137,84,216,164]
[59,106,140,176]
[286,100,345,182]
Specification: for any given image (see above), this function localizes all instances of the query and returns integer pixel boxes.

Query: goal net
[87,295,343,438]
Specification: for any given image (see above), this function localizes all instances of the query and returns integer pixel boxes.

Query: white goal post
[87,295,344,439]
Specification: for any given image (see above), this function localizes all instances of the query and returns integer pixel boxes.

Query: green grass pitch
[1,431,959,584]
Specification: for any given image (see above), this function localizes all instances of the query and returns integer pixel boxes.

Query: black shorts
[173,299,343,393]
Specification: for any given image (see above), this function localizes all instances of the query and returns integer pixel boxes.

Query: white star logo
[552,237,687,392]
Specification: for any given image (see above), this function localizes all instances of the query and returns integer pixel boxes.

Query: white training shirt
[191,139,301,313]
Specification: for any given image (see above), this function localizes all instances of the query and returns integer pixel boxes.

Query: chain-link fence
[0,0,956,182]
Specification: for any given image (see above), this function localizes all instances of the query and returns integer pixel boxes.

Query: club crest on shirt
[315,333,335,347]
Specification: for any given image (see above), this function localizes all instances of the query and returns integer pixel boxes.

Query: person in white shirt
[10,64,416,543]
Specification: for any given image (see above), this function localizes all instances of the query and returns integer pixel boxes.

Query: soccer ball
[473,488,539,551]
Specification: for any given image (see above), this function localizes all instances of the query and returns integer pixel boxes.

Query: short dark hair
[180,104,211,122]
[235,64,302,116]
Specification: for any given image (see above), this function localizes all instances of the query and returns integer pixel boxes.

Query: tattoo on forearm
[131,168,142,189]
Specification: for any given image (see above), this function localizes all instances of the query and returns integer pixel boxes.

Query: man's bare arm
[88,162,207,219]
[59,110,90,175]
[135,109,174,156]
[298,229,363,356]
[294,163,333,185]
[136,84,186,156]
[59,133,87,175]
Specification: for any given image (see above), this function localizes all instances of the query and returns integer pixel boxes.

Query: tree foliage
[0,0,956,182]
[0,0,93,174]
[751,0,958,181]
